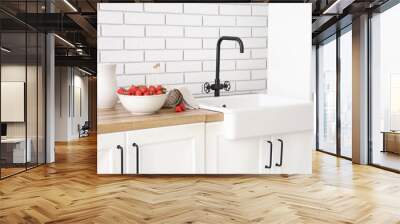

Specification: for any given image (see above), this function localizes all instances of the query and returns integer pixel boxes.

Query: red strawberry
[129,85,138,94]
[135,90,143,96]
[175,105,183,112]
[117,87,126,95]
[140,86,148,93]
[156,90,163,95]
[149,85,156,92]
[156,85,163,91]
[178,103,186,111]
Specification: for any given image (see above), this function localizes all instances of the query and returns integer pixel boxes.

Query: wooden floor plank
[1,135,400,223]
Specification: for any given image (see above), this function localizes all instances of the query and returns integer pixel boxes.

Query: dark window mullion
[24,0,28,171]
[367,11,373,165]
[36,0,39,168]
[336,29,341,157]
[316,44,320,150]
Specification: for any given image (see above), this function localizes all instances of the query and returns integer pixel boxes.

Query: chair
[78,121,90,138]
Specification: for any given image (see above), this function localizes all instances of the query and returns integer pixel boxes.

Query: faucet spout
[213,36,244,97]
[217,36,244,53]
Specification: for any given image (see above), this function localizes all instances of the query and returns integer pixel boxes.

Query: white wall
[55,67,69,141]
[55,67,89,141]
[97,3,269,96]
[267,3,312,100]
[1,65,40,138]
[71,74,89,138]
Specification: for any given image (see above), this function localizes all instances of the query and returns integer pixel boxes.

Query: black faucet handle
[223,81,231,91]
[203,82,211,94]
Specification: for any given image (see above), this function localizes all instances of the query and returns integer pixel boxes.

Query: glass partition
[1,29,28,178]
[339,28,352,158]
[370,4,400,171]
[317,36,337,155]
[27,30,38,169]
[0,1,46,179]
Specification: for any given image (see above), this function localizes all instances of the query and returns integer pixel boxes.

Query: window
[317,36,337,155]
[370,3,400,171]
[339,28,352,158]
[317,26,353,159]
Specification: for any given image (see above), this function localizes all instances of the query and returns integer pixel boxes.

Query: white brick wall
[125,13,165,25]
[101,50,143,62]
[167,38,202,49]
[166,14,202,26]
[220,5,251,15]
[183,4,218,15]
[125,38,165,49]
[146,26,183,37]
[101,25,144,36]
[98,3,268,96]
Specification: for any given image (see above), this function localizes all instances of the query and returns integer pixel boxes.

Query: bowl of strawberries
[116,85,167,115]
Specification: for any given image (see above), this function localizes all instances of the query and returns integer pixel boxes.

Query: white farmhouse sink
[197,94,313,139]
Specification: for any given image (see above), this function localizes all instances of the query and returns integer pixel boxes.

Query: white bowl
[118,93,167,115]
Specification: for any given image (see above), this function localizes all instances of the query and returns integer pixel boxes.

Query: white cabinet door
[97,132,126,174]
[206,122,265,174]
[258,136,276,174]
[274,131,313,174]
[206,122,313,174]
[260,136,285,174]
[126,123,205,174]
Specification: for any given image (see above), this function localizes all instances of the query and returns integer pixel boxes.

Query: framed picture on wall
[1,81,25,122]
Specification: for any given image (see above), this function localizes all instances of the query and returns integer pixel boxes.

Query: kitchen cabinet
[260,133,312,174]
[205,122,264,174]
[277,132,313,174]
[97,132,126,174]
[97,123,205,174]
[125,123,205,174]
[98,122,312,175]
[206,122,312,174]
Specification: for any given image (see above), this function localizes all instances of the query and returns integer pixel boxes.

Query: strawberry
[139,86,148,93]
[178,103,186,111]
[175,105,183,112]
[117,87,126,95]
[149,85,156,92]
[135,90,143,96]
[129,85,138,94]
[175,103,186,113]
[156,90,163,95]
[156,85,163,91]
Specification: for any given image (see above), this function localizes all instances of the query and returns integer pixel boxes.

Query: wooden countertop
[97,104,224,134]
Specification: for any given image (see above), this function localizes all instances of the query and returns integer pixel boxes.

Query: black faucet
[204,36,244,97]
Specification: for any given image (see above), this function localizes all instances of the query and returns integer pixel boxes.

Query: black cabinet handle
[116,145,124,174]
[132,142,139,174]
[265,141,273,169]
[276,139,283,167]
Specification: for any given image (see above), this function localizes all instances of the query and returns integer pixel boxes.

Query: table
[1,138,31,163]
[381,131,400,154]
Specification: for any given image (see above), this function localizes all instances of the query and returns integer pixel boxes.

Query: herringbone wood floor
[1,135,400,224]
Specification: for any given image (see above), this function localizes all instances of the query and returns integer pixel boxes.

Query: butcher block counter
[97,104,224,134]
